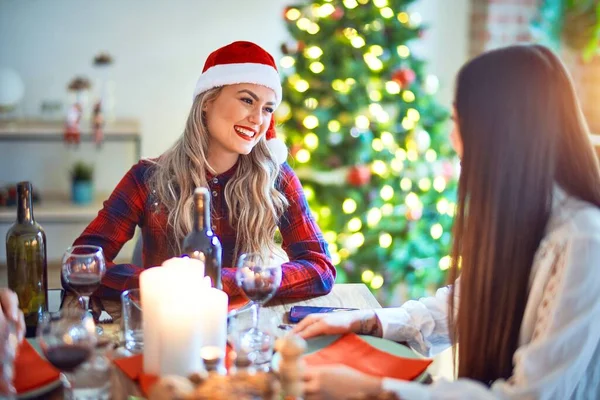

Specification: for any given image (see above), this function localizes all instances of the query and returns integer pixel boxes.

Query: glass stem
[252,302,260,330]
[80,295,90,312]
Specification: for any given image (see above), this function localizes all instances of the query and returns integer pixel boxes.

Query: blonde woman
[71,41,335,300]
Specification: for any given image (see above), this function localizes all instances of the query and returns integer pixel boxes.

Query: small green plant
[71,161,94,182]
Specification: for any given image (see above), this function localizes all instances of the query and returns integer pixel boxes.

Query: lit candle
[140,267,167,375]
[199,287,228,373]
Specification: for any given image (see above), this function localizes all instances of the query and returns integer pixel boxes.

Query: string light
[364,53,383,71]
[328,120,341,132]
[402,90,415,102]
[400,177,412,191]
[436,198,449,214]
[348,232,365,249]
[304,97,319,109]
[343,0,359,9]
[380,7,394,18]
[304,133,319,150]
[385,81,401,94]
[407,148,418,161]
[303,186,315,201]
[369,45,384,56]
[295,149,311,163]
[372,138,384,151]
[320,206,331,218]
[418,178,431,191]
[373,0,388,7]
[347,217,362,232]
[297,18,311,30]
[305,46,323,59]
[402,116,415,130]
[447,202,456,217]
[351,36,366,48]
[280,56,295,69]
[410,12,423,26]
[307,23,320,34]
[380,185,394,201]
[425,149,437,162]
[331,253,341,265]
[379,233,392,248]
[367,208,382,227]
[381,131,395,147]
[324,231,337,243]
[294,79,309,92]
[396,148,407,160]
[407,108,420,121]
[371,160,388,176]
[370,275,384,289]
[303,115,319,129]
[397,11,409,23]
[405,192,420,208]
[328,242,338,254]
[391,158,404,173]
[309,61,325,73]
[439,255,451,271]
[317,3,335,17]
[361,269,374,282]
[285,8,301,21]
[355,115,370,129]
[430,223,443,240]
[342,198,357,214]
[397,45,410,58]
[343,27,358,38]
[433,176,446,192]
[369,90,382,101]
[339,248,350,258]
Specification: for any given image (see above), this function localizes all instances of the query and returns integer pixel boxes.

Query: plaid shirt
[70,159,336,300]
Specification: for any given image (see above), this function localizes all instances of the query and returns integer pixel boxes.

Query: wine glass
[235,252,282,352]
[62,245,106,334]
[37,309,96,399]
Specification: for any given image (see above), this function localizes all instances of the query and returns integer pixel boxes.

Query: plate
[272,334,429,382]
[17,340,62,399]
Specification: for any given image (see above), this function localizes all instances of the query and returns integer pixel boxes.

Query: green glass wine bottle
[6,182,48,338]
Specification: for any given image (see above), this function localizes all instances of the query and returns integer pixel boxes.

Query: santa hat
[193,41,287,164]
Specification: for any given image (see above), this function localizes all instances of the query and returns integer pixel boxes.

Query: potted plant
[71,161,94,205]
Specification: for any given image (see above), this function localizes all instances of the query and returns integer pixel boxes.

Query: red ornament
[392,68,416,88]
[347,165,371,187]
[331,7,344,20]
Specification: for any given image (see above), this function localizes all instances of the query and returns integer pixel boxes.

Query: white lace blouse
[375,189,600,399]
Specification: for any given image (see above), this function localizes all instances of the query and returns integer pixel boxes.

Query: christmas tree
[276,0,457,302]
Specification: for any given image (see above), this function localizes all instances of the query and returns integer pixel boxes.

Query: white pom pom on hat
[193,41,287,164]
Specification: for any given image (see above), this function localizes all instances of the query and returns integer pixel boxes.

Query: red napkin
[113,345,234,396]
[304,333,432,381]
[13,340,60,394]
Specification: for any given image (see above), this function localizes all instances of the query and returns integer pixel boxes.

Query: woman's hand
[0,289,24,341]
[0,288,25,396]
[303,365,383,400]
[292,309,383,339]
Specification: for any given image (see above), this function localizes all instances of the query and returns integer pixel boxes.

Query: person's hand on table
[0,288,25,396]
[303,364,383,400]
[292,309,383,339]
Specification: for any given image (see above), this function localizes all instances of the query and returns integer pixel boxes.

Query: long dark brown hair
[447,44,600,383]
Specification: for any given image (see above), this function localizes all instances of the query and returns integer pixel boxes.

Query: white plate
[17,340,62,399]
[272,334,429,382]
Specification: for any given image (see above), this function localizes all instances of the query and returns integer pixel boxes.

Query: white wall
[0,0,469,262]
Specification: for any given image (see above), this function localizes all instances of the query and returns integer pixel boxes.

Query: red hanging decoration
[346,165,371,187]
[392,68,416,88]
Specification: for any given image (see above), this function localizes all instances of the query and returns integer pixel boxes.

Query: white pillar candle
[140,267,167,375]
[198,288,229,371]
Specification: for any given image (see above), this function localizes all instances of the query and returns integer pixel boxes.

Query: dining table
[34,283,383,400]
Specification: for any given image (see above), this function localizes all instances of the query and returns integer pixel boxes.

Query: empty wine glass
[235,253,282,353]
[37,309,96,399]
[62,245,106,334]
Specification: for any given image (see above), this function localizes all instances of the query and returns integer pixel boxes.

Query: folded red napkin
[13,340,60,394]
[304,333,432,381]
[113,345,234,396]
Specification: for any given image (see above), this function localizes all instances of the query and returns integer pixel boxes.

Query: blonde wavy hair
[147,87,289,263]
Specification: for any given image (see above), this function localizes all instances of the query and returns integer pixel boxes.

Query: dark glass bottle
[182,187,222,289]
[6,182,48,338]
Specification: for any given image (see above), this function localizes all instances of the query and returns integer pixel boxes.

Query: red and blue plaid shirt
[70,159,336,300]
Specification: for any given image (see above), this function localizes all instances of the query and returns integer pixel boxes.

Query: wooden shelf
[0,195,106,224]
[0,118,141,159]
